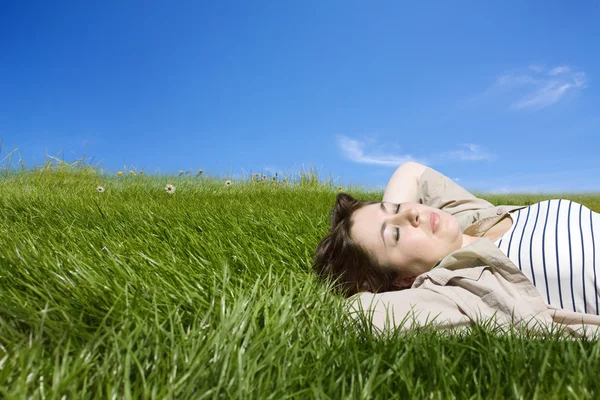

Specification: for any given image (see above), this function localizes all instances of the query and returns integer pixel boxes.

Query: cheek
[400,233,434,255]
[400,231,455,262]
[442,215,462,238]
[450,216,461,231]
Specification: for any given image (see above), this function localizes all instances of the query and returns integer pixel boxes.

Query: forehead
[350,202,385,237]
[355,201,399,219]
[353,202,382,222]
[349,202,394,264]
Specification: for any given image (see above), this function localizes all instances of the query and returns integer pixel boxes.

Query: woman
[313,162,600,335]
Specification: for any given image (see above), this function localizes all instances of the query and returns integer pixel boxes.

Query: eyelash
[394,203,401,242]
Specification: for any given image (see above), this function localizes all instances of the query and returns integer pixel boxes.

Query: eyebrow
[380,203,387,247]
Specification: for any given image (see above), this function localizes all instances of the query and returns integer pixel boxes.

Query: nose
[390,207,420,227]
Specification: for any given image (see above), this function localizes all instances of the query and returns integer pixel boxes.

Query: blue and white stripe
[494,200,600,315]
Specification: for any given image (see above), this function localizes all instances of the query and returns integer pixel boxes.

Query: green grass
[1,164,600,399]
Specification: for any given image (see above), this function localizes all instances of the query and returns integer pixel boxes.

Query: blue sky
[1,1,599,193]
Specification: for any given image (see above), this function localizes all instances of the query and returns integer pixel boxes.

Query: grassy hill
[1,165,600,399]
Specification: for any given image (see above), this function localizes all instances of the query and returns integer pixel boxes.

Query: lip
[430,212,439,234]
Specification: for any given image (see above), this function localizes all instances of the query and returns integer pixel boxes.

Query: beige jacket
[350,167,600,337]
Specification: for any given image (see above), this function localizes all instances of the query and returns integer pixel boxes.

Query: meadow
[1,161,600,399]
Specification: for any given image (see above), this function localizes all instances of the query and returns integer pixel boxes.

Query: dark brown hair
[312,193,401,297]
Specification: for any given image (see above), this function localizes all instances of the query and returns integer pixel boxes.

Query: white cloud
[511,82,575,110]
[492,65,587,110]
[337,135,495,167]
[336,135,419,166]
[495,73,537,88]
[441,143,496,161]
[528,65,544,73]
[548,66,570,76]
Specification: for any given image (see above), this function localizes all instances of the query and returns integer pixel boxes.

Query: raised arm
[382,162,495,217]
[382,162,427,204]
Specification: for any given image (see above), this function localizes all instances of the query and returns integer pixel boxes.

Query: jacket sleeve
[348,289,472,335]
[418,167,495,222]
[347,240,555,336]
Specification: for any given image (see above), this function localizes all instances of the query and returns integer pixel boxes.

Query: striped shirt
[493,200,600,314]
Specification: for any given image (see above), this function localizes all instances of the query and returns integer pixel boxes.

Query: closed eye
[381,202,402,247]
[395,203,401,242]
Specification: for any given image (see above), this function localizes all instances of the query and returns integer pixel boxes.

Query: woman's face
[350,201,465,279]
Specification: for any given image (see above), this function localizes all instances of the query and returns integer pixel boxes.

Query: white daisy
[165,184,176,194]
[96,186,105,193]
[225,180,232,187]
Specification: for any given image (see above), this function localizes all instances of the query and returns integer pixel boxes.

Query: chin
[410,263,432,277]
